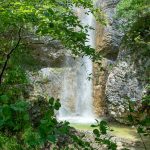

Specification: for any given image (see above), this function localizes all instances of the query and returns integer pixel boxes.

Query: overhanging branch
[0,27,22,85]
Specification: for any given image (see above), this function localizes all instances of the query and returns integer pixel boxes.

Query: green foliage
[0,100,29,131]
[0,1,106,149]
[1,86,99,150]
[116,0,150,54]
[0,0,104,64]
[0,133,22,150]
[117,3,150,148]
[91,120,117,150]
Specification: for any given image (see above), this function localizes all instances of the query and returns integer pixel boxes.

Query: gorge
[28,0,150,124]
[0,0,149,149]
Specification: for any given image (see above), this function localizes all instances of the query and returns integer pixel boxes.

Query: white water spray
[58,8,96,123]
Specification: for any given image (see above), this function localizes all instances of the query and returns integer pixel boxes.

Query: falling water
[58,8,96,123]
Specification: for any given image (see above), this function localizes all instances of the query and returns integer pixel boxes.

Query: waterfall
[58,8,96,123]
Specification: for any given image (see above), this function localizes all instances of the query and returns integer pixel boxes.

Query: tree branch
[0,27,22,85]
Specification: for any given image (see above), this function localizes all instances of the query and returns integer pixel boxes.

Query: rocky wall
[24,35,78,103]
[93,59,108,117]
[24,0,150,123]
[95,0,150,123]
[93,0,121,117]
[106,49,150,123]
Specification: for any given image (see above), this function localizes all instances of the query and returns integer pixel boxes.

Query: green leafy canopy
[116,0,150,53]
[0,0,105,61]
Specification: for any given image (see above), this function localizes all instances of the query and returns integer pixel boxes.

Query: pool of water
[70,122,150,145]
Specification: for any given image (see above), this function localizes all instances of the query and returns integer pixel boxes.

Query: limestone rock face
[28,68,64,100]
[25,35,77,102]
[106,49,150,123]
[25,35,67,68]
[96,0,122,59]
[93,0,121,116]
[96,0,149,123]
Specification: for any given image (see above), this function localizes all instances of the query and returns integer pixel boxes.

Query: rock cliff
[25,0,149,123]
[93,0,121,117]
[95,0,150,122]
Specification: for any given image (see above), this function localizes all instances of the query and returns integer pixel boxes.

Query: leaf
[0,119,5,128]
[10,101,28,112]
[93,129,100,137]
[23,114,29,121]
[49,97,55,105]
[54,101,61,110]
[143,133,149,136]
[91,124,97,127]
[47,135,56,143]
[128,115,134,122]
[2,105,12,120]
[49,22,54,28]
[0,95,9,103]
[137,127,145,133]
[99,120,108,135]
